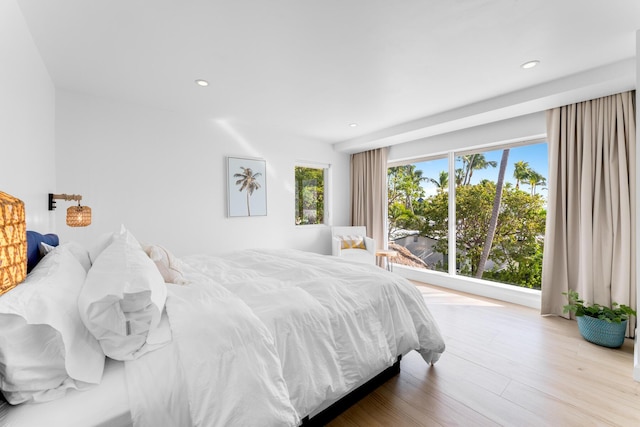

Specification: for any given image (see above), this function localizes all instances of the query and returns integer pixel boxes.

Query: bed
[0,226,445,427]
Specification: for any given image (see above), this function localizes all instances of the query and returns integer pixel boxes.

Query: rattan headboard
[0,191,27,296]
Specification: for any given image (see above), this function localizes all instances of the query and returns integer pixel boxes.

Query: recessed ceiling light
[521,60,540,69]
[349,123,358,128]
[195,79,209,87]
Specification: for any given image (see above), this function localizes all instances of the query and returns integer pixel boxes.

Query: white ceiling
[16,0,640,152]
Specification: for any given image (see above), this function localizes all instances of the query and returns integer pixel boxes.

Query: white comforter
[125,249,445,427]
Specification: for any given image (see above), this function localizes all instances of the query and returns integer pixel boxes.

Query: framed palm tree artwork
[227,156,267,217]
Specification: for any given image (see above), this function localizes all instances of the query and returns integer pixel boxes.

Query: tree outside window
[295,166,325,225]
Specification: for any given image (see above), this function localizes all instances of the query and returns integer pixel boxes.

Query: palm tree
[428,171,449,193]
[513,160,530,190]
[390,165,426,212]
[476,148,510,278]
[455,168,465,187]
[406,165,427,211]
[527,171,546,196]
[234,167,262,216]
[460,154,498,186]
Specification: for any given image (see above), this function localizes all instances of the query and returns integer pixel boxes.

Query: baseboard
[634,329,640,382]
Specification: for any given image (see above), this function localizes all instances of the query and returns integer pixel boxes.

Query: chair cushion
[338,246,374,264]
[337,235,366,250]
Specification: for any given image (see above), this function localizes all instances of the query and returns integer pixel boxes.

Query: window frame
[294,161,331,227]
[388,137,547,290]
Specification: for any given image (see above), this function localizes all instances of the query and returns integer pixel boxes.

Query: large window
[295,165,327,225]
[388,140,547,290]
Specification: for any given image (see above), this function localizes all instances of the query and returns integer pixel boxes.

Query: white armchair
[331,226,376,265]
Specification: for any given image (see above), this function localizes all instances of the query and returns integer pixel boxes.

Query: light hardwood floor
[329,283,639,427]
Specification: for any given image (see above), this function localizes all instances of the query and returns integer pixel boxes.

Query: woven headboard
[0,191,27,296]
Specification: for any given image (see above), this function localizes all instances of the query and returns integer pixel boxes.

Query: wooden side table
[375,250,398,271]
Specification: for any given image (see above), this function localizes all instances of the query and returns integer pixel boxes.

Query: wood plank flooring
[328,283,640,427]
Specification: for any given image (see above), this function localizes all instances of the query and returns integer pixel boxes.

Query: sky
[414,141,549,199]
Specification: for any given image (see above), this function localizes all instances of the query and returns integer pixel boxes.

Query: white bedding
[126,273,299,426]
[126,249,445,426]
[0,358,132,427]
[1,249,445,427]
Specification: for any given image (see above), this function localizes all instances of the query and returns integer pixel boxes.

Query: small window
[295,165,326,225]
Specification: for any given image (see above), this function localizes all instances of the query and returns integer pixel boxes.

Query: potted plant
[563,290,636,348]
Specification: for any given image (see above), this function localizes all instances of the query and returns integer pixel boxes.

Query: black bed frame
[299,355,402,427]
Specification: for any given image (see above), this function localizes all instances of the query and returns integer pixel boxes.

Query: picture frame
[227,156,267,217]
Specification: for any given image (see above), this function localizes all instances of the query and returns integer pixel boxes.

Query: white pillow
[88,231,118,264]
[0,248,105,404]
[41,241,92,272]
[78,228,171,361]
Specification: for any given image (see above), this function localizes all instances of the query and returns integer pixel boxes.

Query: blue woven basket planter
[576,316,627,348]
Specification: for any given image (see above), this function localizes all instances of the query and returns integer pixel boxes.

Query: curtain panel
[350,148,389,251]
[541,90,636,337]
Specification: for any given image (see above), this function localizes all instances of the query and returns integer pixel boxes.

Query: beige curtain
[350,147,389,250]
[542,90,636,337]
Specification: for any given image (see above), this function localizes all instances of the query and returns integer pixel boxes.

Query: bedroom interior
[1,0,640,426]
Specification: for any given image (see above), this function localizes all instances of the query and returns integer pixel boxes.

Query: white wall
[0,0,55,230]
[54,90,351,256]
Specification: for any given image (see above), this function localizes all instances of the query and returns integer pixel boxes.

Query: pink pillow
[144,245,188,285]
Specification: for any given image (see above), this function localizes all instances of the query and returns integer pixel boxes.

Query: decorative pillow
[338,235,366,250]
[78,228,171,361]
[143,244,189,285]
[40,241,92,272]
[0,248,105,404]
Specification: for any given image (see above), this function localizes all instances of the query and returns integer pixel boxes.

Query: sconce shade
[66,205,92,227]
[0,191,27,295]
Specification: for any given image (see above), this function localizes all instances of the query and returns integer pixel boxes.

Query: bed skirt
[300,355,402,426]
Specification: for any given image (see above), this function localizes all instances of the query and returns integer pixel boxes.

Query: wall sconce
[48,193,92,227]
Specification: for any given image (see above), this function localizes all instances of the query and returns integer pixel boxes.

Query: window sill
[394,264,541,310]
